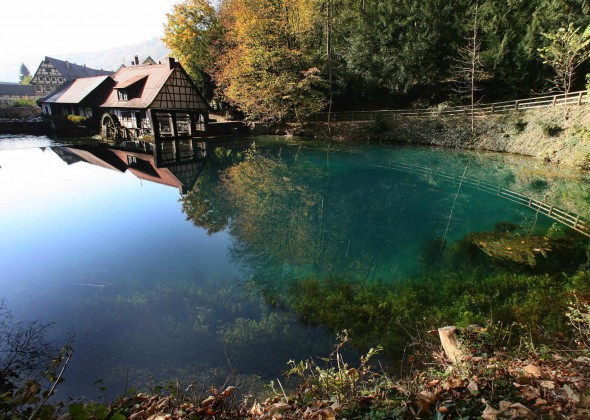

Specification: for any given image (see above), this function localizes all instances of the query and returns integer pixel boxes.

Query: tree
[452,2,484,133]
[538,23,590,94]
[19,63,31,85]
[163,0,221,99]
[0,300,74,418]
[211,0,327,123]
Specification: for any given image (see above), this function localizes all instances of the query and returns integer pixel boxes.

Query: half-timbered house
[0,82,35,107]
[31,57,112,96]
[40,57,210,143]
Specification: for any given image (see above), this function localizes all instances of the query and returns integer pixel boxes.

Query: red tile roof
[100,63,174,109]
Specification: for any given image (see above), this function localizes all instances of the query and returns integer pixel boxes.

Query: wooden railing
[339,155,590,237]
[311,90,589,122]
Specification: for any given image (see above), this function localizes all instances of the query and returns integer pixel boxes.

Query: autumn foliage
[163,0,590,123]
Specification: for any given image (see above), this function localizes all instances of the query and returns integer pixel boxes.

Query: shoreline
[300,105,590,172]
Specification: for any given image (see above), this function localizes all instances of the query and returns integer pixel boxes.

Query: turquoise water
[0,135,589,399]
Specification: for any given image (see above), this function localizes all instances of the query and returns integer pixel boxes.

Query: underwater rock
[469,232,553,267]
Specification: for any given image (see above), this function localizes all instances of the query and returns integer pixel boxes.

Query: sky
[0,0,179,80]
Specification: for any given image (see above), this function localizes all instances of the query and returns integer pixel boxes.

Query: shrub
[368,115,389,135]
[9,97,36,107]
[539,121,564,137]
[67,115,88,125]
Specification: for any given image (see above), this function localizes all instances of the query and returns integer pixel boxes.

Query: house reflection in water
[53,139,207,194]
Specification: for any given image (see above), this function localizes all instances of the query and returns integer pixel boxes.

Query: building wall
[32,62,66,96]
[112,109,152,130]
[150,68,208,110]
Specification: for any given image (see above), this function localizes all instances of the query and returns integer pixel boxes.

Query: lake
[0,134,589,400]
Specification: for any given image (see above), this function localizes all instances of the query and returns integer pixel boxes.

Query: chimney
[135,55,139,65]
[167,57,176,69]
[66,61,70,69]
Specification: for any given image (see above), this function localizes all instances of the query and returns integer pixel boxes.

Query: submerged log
[438,326,466,364]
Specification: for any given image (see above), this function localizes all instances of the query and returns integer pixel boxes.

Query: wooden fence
[341,156,589,237]
[312,90,589,122]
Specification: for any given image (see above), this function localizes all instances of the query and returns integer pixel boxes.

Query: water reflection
[53,139,208,194]
[182,140,589,288]
[0,138,588,401]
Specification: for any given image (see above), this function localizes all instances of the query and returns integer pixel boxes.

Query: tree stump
[438,326,466,364]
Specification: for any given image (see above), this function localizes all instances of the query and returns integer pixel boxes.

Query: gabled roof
[44,56,112,80]
[42,75,113,105]
[40,58,209,111]
[0,83,35,96]
[100,62,175,109]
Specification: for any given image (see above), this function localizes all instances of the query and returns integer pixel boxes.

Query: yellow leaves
[162,0,220,85]
[212,0,328,122]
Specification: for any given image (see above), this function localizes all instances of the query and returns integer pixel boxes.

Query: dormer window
[115,75,147,102]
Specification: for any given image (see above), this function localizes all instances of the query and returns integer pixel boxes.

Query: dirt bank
[309,105,590,171]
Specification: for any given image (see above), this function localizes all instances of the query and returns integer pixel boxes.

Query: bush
[508,114,527,133]
[539,121,564,137]
[9,97,36,107]
[67,115,88,125]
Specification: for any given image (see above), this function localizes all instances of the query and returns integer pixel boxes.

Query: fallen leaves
[523,364,543,378]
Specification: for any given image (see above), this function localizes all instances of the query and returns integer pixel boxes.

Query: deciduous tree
[452,3,485,133]
[538,23,590,94]
[212,0,327,123]
[163,0,221,99]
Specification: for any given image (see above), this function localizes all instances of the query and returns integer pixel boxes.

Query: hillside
[0,37,169,82]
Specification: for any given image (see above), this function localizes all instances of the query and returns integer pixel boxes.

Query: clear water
[0,135,589,400]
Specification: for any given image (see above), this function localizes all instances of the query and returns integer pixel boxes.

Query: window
[117,90,128,101]
[127,155,137,166]
[121,111,131,119]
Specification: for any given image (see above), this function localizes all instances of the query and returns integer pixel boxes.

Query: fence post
[578,91,583,106]
[514,101,519,110]
[491,104,495,113]
[552,95,557,107]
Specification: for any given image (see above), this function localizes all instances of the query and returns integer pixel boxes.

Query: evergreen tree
[19,63,31,85]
